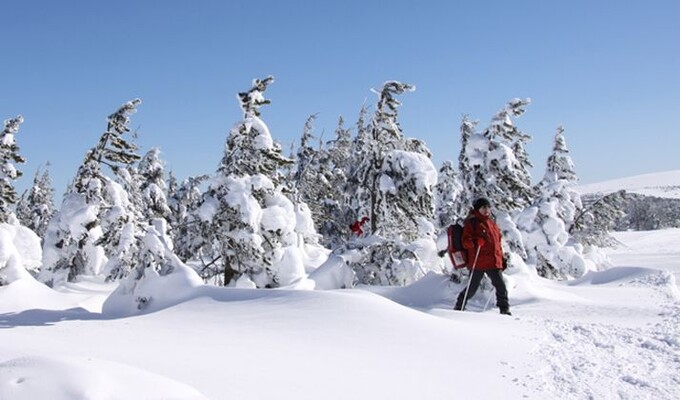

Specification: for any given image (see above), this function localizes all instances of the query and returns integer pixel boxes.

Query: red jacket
[350,217,369,236]
[462,209,503,270]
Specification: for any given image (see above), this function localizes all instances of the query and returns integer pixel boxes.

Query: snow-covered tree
[459,99,534,262]
[340,81,439,286]
[291,114,321,192]
[290,114,328,230]
[458,115,481,212]
[16,163,56,240]
[196,77,319,288]
[137,148,172,222]
[167,174,208,262]
[536,126,582,228]
[482,98,535,211]
[345,104,372,226]
[316,116,354,249]
[0,115,26,223]
[100,165,145,282]
[434,160,465,229]
[621,194,680,231]
[571,190,628,247]
[516,127,591,278]
[347,81,436,238]
[218,76,292,183]
[290,114,356,249]
[516,127,589,279]
[102,218,204,315]
[41,99,142,286]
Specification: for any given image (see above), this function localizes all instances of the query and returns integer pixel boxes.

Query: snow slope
[1,230,679,399]
[577,169,680,199]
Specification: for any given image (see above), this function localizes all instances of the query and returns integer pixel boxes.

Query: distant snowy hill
[577,169,680,199]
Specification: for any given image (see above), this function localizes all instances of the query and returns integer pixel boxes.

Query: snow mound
[102,262,204,318]
[0,223,42,285]
[569,266,662,285]
[0,355,208,400]
[366,271,455,309]
[569,266,679,299]
[307,254,354,289]
[0,277,91,314]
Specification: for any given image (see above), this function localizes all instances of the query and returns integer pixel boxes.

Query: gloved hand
[476,237,485,247]
[437,250,446,257]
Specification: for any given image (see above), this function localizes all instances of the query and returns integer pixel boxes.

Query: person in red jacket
[350,216,369,236]
[454,198,511,315]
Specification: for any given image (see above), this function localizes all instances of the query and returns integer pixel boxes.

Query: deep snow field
[1,229,679,400]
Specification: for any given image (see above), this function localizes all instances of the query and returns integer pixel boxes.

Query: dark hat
[473,197,491,210]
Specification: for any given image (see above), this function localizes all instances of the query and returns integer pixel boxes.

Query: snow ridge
[577,169,680,199]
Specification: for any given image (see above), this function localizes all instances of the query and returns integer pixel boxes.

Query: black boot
[500,308,512,316]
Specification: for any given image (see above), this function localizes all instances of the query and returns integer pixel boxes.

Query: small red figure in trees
[350,217,369,236]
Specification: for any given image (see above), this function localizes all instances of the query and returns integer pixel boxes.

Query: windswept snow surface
[1,230,679,399]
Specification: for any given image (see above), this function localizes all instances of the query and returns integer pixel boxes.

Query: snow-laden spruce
[104,147,175,284]
[0,115,26,224]
[166,173,208,262]
[40,99,142,286]
[137,148,172,222]
[306,116,355,249]
[336,81,441,286]
[16,163,56,241]
[193,76,324,288]
[458,99,534,268]
[434,160,465,230]
[571,189,628,247]
[103,218,204,316]
[516,126,593,278]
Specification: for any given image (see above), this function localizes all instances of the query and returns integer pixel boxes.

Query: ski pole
[460,244,481,310]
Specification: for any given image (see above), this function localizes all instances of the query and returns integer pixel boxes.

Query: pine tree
[138,147,172,222]
[289,113,335,247]
[107,217,197,313]
[196,77,314,288]
[347,81,437,238]
[482,98,535,211]
[292,114,320,190]
[458,115,480,212]
[517,127,590,278]
[100,164,146,282]
[434,160,465,229]
[219,76,292,183]
[537,126,582,227]
[167,174,208,262]
[570,190,627,247]
[317,116,354,248]
[40,99,142,286]
[345,104,372,225]
[94,100,146,282]
[459,99,534,262]
[0,115,26,223]
[16,163,56,240]
[341,81,439,286]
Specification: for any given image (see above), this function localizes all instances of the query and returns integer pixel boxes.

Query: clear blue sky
[2,0,679,196]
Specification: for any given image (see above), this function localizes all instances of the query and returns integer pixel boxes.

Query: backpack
[446,218,477,269]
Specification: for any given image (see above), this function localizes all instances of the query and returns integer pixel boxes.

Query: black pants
[455,269,509,311]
